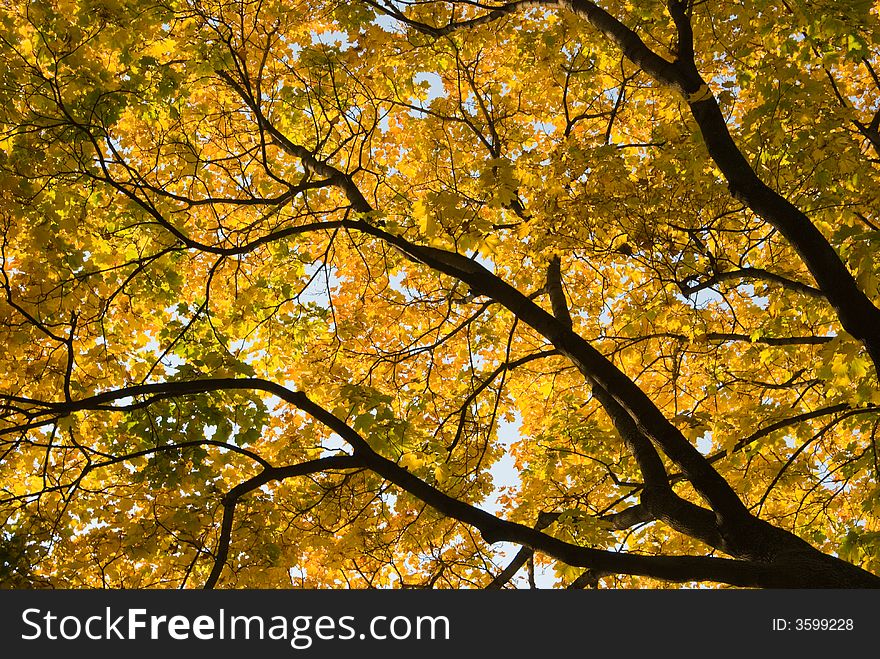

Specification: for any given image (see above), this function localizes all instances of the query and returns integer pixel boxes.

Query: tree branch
[11,375,878,586]
[204,455,362,588]
[546,255,573,330]
[680,267,825,299]
[364,0,541,37]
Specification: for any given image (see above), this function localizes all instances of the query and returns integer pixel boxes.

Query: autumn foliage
[2,0,880,588]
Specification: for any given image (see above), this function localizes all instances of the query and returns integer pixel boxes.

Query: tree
[1,0,880,589]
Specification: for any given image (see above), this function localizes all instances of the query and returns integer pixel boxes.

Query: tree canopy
[2,0,880,588]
